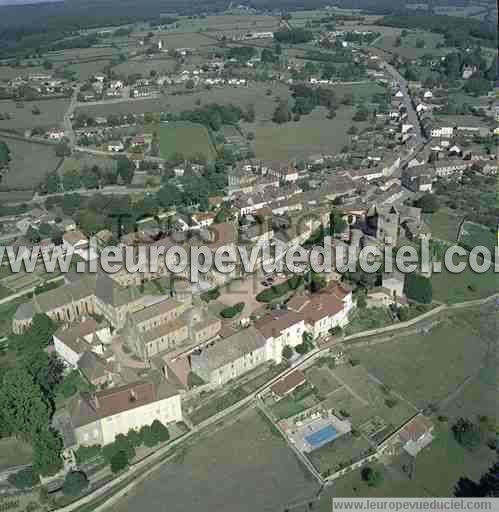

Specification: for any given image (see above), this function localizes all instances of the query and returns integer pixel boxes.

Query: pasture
[243,105,364,162]
[58,152,118,175]
[0,139,61,190]
[113,408,319,512]
[157,121,216,161]
[76,83,291,121]
[111,58,177,78]
[458,220,496,255]
[348,305,496,410]
[431,264,497,304]
[0,64,48,82]
[0,97,70,134]
[374,31,450,59]
[423,208,462,243]
[62,59,112,81]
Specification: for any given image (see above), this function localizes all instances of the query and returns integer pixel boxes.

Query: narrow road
[382,61,426,145]
[64,85,82,149]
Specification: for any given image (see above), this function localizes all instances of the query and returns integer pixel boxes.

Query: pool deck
[283,413,351,453]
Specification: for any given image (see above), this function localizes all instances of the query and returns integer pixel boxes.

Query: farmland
[111,58,177,77]
[157,121,216,161]
[0,97,70,134]
[374,30,451,59]
[0,138,61,190]
[243,106,365,162]
[112,408,319,512]
[58,152,118,175]
[76,83,291,120]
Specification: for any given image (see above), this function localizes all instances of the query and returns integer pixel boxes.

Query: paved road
[382,61,426,145]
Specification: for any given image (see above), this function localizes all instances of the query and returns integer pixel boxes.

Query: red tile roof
[271,369,306,397]
[398,414,433,443]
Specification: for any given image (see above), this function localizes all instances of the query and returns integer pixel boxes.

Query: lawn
[157,121,216,162]
[270,382,322,420]
[306,366,342,397]
[0,97,70,134]
[348,305,496,410]
[309,432,374,478]
[113,408,319,512]
[0,437,33,471]
[0,138,61,190]
[423,208,462,243]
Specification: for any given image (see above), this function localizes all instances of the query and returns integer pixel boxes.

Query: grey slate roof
[191,326,266,372]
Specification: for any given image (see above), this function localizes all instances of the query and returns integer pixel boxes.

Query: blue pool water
[305,425,337,446]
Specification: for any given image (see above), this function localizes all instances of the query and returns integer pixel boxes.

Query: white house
[107,141,124,152]
[431,126,454,138]
[255,311,307,364]
[423,90,433,99]
[63,229,89,253]
[286,283,353,340]
[394,90,404,98]
[47,128,65,141]
[68,379,182,446]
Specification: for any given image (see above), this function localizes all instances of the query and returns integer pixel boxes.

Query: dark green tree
[62,471,89,497]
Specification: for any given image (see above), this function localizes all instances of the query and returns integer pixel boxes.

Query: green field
[0,437,33,471]
[0,97,70,134]
[113,408,319,512]
[63,59,112,81]
[112,58,177,78]
[374,30,450,58]
[348,305,496,410]
[76,83,291,120]
[344,307,395,335]
[58,152,118,175]
[423,208,462,243]
[308,431,373,476]
[0,64,48,81]
[243,105,367,162]
[458,221,496,255]
[0,138,61,190]
[431,264,497,304]
[433,114,494,128]
[157,121,216,161]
